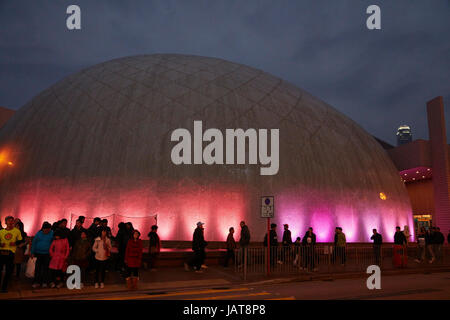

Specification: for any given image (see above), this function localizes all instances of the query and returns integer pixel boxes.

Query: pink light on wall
[310,208,333,242]
[362,209,381,242]
[336,205,357,242]
[277,197,306,241]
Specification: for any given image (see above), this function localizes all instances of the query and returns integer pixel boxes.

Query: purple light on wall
[310,208,333,242]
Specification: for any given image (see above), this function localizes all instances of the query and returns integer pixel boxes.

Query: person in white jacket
[92,228,112,288]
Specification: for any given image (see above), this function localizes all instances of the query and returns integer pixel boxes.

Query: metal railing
[234,244,450,280]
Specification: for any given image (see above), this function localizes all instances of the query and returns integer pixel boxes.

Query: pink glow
[0,177,414,242]
[362,209,381,241]
[336,206,357,242]
[277,197,305,241]
[310,208,333,242]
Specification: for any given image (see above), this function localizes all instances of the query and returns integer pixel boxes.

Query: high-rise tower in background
[397,125,412,146]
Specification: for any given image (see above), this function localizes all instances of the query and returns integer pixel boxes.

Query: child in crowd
[49,230,70,288]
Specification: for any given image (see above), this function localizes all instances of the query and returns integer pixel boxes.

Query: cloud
[0,0,449,144]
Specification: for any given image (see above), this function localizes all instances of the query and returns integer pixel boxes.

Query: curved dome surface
[0,54,413,241]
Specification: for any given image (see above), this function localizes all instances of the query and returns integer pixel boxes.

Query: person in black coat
[58,219,71,240]
[114,222,127,272]
[370,229,383,265]
[69,219,87,248]
[302,227,317,271]
[282,224,292,263]
[147,225,161,270]
[185,222,208,272]
[425,228,436,263]
[88,218,101,241]
[434,227,445,262]
[394,226,406,245]
[238,221,250,267]
[282,224,292,246]
[263,223,279,266]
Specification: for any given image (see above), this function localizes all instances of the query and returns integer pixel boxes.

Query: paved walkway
[1,263,450,300]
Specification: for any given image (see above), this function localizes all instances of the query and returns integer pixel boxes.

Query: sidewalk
[0,265,243,300]
[2,263,450,300]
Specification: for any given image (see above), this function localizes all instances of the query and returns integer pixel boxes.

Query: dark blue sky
[1,0,449,145]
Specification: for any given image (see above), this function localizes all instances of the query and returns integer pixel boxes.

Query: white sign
[261,196,274,218]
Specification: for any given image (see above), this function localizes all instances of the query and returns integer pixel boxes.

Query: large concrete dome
[0,54,413,241]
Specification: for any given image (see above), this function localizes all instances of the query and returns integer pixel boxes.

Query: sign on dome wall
[261,196,274,218]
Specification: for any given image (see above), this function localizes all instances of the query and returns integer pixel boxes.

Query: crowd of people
[0,216,161,293]
[217,222,449,272]
[0,215,449,293]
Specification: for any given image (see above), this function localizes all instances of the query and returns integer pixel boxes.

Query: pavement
[1,263,450,300]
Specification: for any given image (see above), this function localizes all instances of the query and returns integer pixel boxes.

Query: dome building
[0,54,413,241]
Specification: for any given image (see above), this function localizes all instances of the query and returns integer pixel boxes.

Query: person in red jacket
[125,230,143,290]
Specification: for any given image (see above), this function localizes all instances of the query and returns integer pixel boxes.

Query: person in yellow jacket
[0,216,23,292]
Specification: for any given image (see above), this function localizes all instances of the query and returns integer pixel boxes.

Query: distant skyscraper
[397,125,412,145]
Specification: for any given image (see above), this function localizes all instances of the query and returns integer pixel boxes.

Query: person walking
[0,216,23,292]
[48,230,70,288]
[370,229,383,266]
[302,227,317,271]
[71,231,91,288]
[264,223,280,266]
[425,228,435,263]
[414,227,426,263]
[147,225,161,271]
[31,222,54,289]
[282,224,292,263]
[293,237,302,267]
[92,228,112,288]
[224,227,236,268]
[238,221,250,267]
[393,226,407,268]
[125,230,143,290]
[434,227,445,262]
[185,222,208,273]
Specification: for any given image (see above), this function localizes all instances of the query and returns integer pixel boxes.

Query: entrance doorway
[413,214,433,236]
